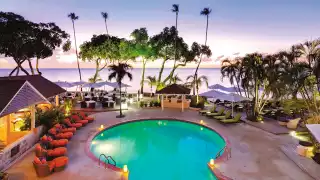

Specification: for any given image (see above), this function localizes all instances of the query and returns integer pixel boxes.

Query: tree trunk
[72,21,82,81]
[119,82,123,117]
[27,59,35,75]
[157,59,167,89]
[36,57,42,75]
[16,60,29,75]
[16,67,20,76]
[140,59,146,94]
[9,66,19,76]
[105,19,109,35]
[171,12,179,84]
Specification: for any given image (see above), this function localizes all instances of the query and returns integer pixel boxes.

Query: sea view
[0,68,230,93]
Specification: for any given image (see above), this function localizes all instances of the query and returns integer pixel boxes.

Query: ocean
[0,68,231,93]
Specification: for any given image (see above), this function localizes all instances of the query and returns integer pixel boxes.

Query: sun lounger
[206,108,225,117]
[199,104,216,115]
[220,114,242,124]
[214,111,232,120]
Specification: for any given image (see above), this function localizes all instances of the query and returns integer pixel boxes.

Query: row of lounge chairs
[199,105,242,124]
[33,112,95,177]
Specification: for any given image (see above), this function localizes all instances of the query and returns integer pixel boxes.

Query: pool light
[92,141,96,145]
[123,165,128,173]
[209,159,215,167]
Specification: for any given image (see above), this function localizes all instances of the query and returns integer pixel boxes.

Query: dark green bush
[139,101,145,108]
[190,96,205,109]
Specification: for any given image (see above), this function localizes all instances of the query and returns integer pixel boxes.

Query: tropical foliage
[221,39,320,120]
[108,63,133,117]
[0,12,70,76]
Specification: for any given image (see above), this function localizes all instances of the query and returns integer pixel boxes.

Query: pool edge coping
[84,117,232,180]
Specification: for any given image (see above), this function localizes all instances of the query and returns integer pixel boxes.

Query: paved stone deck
[7,108,315,180]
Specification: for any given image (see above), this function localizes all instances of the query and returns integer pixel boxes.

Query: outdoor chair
[199,104,217,115]
[88,101,96,109]
[206,108,225,118]
[220,114,242,124]
[80,101,87,108]
[33,159,55,177]
[79,112,94,122]
[214,111,232,120]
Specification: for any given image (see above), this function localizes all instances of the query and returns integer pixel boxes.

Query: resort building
[0,75,65,171]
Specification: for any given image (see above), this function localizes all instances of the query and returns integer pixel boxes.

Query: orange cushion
[54,124,62,128]
[86,117,94,121]
[41,135,48,141]
[35,144,42,151]
[53,156,69,167]
[77,120,88,124]
[34,157,41,164]
[48,136,53,141]
[49,128,57,135]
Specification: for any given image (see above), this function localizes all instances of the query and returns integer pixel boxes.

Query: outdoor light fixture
[200,120,204,124]
[290,131,296,137]
[123,165,128,173]
[99,125,104,130]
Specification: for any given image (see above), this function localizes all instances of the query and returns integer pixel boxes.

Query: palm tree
[68,12,82,81]
[171,74,182,84]
[186,75,208,97]
[200,7,211,46]
[221,58,243,96]
[101,12,109,34]
[194,7,212,102]
[297,39,320,90]
[170,4,179,84]
[144,76,157,93]
[108,63,133,118]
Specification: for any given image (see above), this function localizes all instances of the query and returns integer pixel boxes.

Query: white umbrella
[199,89,227,98]
[72,80,87,86]
[208,84,244,93]
[54,81,75,88]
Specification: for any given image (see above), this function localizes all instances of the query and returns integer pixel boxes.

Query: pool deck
[6,107,315,180]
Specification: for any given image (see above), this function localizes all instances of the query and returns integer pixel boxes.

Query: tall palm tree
[108,63,133,118]
[170,4,179,84]
[144,76,157,93]
[194,7,212,102]
[68,12,82,81]
[101,12,109,34]
[201,7,211,46]
[186,75,208,97]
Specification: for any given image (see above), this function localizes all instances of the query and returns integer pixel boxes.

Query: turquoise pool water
[90,120,225,180]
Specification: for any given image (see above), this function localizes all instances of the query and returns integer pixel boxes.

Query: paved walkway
[7,108,314,180]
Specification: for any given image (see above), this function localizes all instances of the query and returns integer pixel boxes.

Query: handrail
[99,154,116,168]
[215,145,231,160]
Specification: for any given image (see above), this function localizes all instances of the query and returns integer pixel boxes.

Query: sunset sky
[0,0,320,69]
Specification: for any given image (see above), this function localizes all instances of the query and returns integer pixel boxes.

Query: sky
[0,0,320,69]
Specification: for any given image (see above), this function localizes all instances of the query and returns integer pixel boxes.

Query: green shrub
[149,101,154,107]
[139,101,145,108]
[190,96,205,109]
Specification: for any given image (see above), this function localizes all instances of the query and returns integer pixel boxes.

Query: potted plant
[150,101,154,107]
[144,102,148,107]
[139,101,144,108]
[0,172,9,180]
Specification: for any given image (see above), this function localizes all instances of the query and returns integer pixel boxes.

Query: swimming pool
[90,119,226,180]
